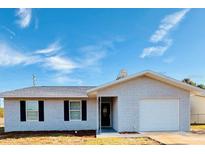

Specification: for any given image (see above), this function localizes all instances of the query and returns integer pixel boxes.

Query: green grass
[0,108,3,118]
[0,127,4,133]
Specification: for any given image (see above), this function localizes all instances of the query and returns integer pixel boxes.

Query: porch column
[99,96,102,134]
[96,96,102,134]
[96,96,98,133]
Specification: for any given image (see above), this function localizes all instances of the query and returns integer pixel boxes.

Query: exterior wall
[97,76,190,132]
[112,97,118,131]
[191,95,205,124]
[4,98,97,132]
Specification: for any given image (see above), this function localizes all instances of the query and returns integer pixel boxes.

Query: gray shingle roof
[0,86,96,98]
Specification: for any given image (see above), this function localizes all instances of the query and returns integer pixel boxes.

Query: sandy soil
[0,118,3,127]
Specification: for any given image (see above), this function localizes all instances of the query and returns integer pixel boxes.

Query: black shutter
[39,101,44,121]
[82,100,87,121]
[20,100,26,121]
[64,100,69,121]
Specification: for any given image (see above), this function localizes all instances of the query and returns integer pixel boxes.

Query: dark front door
[101,103,111,127]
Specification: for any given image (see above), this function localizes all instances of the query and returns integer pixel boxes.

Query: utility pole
[32,74,37,86]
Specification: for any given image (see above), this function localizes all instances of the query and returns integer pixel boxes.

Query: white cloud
[0,40,76,76]
[1,26,16,39]
[163,57,175,63]
[48,39,122,83]
[54,74,83,85]
[47,39,122,83]
[43,56,78,73]
[79,45,106,67]
[78,39,123,68]
[34,17,39,30]
[16,8,32,28]
[150,9,190,43]
[34,41,62,55]
[0,38,123,84]
[140,39,172,58]
[0,42,38,66]
[140,9,190,59]
[34,41,78,75]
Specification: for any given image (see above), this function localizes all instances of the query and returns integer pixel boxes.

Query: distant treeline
[182,78,205,89]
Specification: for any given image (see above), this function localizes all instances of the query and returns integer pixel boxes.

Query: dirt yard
[0,118,3,127]
[0,129,160,145]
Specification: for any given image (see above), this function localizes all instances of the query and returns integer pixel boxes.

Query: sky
[0,8,205,95]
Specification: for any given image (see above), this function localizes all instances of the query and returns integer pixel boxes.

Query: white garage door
[139,99,179,131]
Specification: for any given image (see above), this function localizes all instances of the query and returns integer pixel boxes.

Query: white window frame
[69,100,82,121]
[26,101,39,121]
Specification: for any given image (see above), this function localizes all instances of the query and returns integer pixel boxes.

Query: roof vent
[116,69,128,80]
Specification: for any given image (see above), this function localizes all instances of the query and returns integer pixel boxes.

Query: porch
[97,96,118,134]
[96,127,143,138]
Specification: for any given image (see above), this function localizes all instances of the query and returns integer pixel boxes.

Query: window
[70,101,81,120]
[26,101,38,121]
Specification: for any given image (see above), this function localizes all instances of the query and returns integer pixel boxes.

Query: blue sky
[0,8,205,94]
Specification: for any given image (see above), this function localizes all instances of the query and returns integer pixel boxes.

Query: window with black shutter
[20,100,26,121]
[64,100,69,121]
[38,101,44,121]
[82,100,87,121]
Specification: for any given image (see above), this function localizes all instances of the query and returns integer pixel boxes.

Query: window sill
[69,120,82,121]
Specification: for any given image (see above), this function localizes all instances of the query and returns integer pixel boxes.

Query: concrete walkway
[141,132,205,145]
[97,130,205,145]
[97,132,144,138]
[97,128,144,138]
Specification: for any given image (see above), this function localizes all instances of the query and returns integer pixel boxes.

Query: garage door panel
[139,99,179,131]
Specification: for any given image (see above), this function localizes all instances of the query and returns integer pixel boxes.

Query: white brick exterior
[97,76,190,132]
[112,97,118,131]
[4,98,97,132]
[4,76,191,132]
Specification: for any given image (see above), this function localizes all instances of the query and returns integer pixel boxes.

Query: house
[191,94,205,124]
[0,70,204,133]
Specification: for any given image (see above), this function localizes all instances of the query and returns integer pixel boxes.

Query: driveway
[141,132,205,145]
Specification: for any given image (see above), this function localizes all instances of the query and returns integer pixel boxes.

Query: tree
[182,78,205,90]
[182,78,197,86]
[197,84,205,89]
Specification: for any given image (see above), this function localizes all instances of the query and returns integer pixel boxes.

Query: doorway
[101,103,111,127]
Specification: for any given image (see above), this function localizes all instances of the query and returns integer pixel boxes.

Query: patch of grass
[0,136,159,145]
[191,124,205,131]
[84,137,159,145]
[0,127,4,133]
[0,108,3,118]
[0,130,160,145]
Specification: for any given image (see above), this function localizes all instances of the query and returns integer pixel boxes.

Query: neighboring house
[191,94,205,124]
[0,70,204,133]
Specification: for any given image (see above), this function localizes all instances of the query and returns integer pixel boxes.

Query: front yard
[1,124,204,145]
[0,127,160,145]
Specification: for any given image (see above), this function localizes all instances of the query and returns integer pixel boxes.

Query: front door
[101,103,111,127]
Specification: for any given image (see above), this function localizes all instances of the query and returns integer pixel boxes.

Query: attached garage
[139,99,179,131]
[88,71,204,132]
